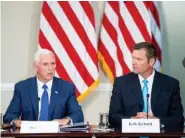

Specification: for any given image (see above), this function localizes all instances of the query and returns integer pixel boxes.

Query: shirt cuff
[69,118,73,126]
[10,119,17,126]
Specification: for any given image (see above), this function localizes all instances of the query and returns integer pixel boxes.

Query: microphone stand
[146,94,149,119]
[182,57,185,68]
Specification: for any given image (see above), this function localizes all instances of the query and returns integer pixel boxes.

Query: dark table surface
[1,125,185,138]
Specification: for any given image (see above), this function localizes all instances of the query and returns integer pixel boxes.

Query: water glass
[98,113,109,129]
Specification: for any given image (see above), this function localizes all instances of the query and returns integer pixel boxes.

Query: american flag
[38,1,99,102]
[98,1,161,82]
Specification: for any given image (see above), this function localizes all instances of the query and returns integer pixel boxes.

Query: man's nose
[48,64,54,70]
[132,59,136,64]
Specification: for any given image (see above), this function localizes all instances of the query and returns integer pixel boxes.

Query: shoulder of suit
[15,77,35,85]
[15,76,76,89]
[115,72,136,80]
[53,77,75,87]
[13,77,36,90]
[156,71,179,84]
[114,72,136,83]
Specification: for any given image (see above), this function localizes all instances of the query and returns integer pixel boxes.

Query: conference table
[1,125,185,138]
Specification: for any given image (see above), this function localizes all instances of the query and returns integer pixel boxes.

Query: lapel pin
[55,91,58,94]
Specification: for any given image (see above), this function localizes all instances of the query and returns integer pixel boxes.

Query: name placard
[20,121,59,133]
[122,119,160,133]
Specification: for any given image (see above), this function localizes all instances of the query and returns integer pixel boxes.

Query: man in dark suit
[109,42,184,132]
[3,49,84,127]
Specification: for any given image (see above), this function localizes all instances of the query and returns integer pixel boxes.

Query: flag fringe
[77,78,100,102]
[98,51,114,83]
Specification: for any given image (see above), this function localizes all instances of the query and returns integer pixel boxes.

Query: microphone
[38,97,40,101]
[182,57,185,68]
[146,94,150,119]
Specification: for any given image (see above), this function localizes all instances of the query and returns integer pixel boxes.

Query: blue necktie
[39,84,49,121]
[142,79,148,112]
[140,81,149,138]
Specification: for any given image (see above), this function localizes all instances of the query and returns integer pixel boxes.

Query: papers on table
[60,122,89,132]
[1,129,8,132]
[20,121,59,133]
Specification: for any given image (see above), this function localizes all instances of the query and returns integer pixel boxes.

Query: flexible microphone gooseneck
[182,57,185,68]
[146,94,150,119]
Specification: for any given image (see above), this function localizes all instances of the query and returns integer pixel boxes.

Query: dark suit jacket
[3,77,84,123]
[109,71,184,131]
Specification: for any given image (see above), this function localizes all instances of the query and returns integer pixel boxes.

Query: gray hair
[34,49,54,65]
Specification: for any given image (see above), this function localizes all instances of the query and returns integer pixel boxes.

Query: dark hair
[133,42,157,60]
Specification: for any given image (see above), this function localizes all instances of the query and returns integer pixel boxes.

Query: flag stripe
[98,40,116,78]
[40,13,88,93]
[149,11,162,49]
[125,1,151,42]
[103,15,128,75]
[58,2,98,67]
[152,34,162,62]
[39,30,81,97]
[120,2,145,43]
[79,1,95,28]
[69,2,98,51]
[108,2,133,71]
[108,2,131,74]
[48,2,98,81]
[144,1,160,29]
[98,1,162,81]
[101,25,123,76]
[125,1,162,63]
[39,1,99,101]
[118,13,135,52]
[43,2,94,86]
[134,1,151,37]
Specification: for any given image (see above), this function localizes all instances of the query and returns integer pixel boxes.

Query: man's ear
[149,58,155,66]
[33,62,38,72]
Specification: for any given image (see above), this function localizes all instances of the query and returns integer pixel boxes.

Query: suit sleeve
[109,78,132,127]
[67,85,84,123]
[3,84,21,123]
[159,80,184,129]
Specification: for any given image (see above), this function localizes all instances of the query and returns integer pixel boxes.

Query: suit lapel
[49,77,60,120]
[131,73,143,107]
[151,71,162,113]
[29,77,39,120]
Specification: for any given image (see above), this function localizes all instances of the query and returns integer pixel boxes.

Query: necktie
[39,84,49,121]
[142,79,148,113]
[141,80,149,138]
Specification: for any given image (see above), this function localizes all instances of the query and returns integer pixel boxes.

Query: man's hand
[13,119,22,128]
[136,112,147,118]
[148,113,158,119]
[131,116,139,119]
[134,112,158,119]
[53,117,70,126]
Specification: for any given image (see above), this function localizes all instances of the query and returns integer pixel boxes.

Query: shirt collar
[37,77,53,90]
[138,69,155,84]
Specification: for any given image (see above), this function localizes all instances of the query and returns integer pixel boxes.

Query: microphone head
[183,57,185,68]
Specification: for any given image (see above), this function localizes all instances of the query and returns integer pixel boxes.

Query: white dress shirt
[37,78,53,119]
[138,70,155,114]
[37,78,73,124]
